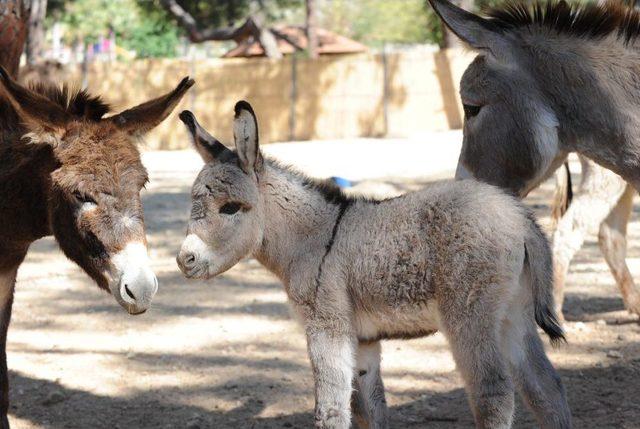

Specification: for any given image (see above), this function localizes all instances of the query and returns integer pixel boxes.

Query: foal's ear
[428,0,505,53]
[233,101,263,178]
[179,110,232,163]
[109,76,195,135]
[0,66,69,140]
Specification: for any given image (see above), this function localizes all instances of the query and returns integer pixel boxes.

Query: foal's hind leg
[503,310,571,428]
[597,184,640,315]
[351,341,388,429]
[438,302,515,428]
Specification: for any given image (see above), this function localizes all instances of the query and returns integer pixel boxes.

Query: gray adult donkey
[428,0,640,317]
[175,102,570,429]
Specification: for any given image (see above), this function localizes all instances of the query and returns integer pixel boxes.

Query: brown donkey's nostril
[185,253,196,265]
[124,284,136,301]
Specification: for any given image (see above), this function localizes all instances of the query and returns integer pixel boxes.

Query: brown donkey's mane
[487,0,640,45]
[28,82,112,121]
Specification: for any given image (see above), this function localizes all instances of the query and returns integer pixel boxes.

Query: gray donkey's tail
[524,213,566,345]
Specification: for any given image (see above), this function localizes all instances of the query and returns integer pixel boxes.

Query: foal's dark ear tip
[234,100,255,117]
[179,110,195,129]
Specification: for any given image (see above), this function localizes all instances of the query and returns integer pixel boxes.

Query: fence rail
[21,49,474,150]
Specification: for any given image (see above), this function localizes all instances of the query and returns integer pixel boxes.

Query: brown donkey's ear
[109,76,195,135]
[179,110,232,163]
[233,100,263,179]
[0,65,70,139]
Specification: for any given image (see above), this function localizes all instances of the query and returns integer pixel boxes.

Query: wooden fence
[21,49,475,149]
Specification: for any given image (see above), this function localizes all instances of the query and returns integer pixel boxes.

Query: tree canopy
[44,0,490,58]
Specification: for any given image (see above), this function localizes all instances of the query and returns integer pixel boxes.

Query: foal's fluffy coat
[177,103,571,429]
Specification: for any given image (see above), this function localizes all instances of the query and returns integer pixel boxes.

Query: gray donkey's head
[176,102,265,279]
[429,0,578,196]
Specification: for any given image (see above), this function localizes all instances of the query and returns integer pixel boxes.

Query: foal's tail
[524,213,566,345]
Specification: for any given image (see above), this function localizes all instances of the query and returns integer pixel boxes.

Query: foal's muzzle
[177,234,211,279]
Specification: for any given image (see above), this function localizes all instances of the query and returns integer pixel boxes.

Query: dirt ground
[8,148,640,429]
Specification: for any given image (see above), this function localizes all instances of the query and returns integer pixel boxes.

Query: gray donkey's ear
[179,110,232,163]
[233,100,263,178]
[428,0,504,53]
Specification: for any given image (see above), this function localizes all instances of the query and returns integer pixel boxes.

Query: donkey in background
[0,67,192,427]
[551,157,638,318]
[176,102,571,429]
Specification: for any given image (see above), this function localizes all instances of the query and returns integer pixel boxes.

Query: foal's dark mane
[487,0,640,45]
[28,83,112,121]
[268,158,384,205]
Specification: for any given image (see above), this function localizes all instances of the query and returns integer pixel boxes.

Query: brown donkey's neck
[0,102,58,259]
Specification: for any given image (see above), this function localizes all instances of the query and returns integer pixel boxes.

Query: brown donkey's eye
[73,191,97,205]
[219,202,242,215]
[463,104,482,119]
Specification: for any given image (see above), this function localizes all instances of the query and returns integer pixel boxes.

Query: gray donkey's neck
[524,34,640,165]
[254,161,351,286]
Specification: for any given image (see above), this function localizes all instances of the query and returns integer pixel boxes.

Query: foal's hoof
[314,407,350,429]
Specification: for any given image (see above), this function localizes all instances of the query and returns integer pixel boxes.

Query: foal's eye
[73,191,97,205]
[219,202,242,215]
[463,104,482,119]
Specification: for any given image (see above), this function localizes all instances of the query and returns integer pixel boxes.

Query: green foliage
[138,0,304,28]
[48,0,181,58]
[318,0,443,46]
[120,7,181,58]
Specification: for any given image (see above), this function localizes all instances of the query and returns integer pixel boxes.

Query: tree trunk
[160,0,282,59]
[0,0,30,77]
[305,0,318,58]
[25,0,46,65]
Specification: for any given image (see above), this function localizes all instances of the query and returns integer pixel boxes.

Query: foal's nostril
[124,284,136,301]
[185,253,196,265]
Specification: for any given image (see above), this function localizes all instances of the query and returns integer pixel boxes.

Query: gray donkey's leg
[597,184,640,315]
[552,157,627,317]
[307,329,355,429]
[438,301,515,428]
[351,341,388,429]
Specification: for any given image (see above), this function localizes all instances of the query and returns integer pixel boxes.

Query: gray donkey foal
[176,102,571,429]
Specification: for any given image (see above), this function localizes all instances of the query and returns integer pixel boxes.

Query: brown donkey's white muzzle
[110,242,158,315]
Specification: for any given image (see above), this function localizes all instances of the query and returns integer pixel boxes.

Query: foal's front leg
[351,341,388,429]
[306,326,356,429]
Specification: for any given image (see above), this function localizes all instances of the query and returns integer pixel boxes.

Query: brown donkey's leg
[351,341,388,429]
[0,264,20,429]
[598,184,640,315]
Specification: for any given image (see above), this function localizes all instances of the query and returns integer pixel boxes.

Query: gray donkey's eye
[463,104,482,119]
[219,202,242,215]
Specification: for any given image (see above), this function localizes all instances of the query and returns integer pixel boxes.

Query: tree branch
[159,0,282,58]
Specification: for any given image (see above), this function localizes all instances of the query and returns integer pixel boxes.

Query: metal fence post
[289,54,297,141]
[382,43,389,137]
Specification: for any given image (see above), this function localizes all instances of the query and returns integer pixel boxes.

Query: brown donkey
[0,67,193,427]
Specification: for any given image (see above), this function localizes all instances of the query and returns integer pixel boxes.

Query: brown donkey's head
[0,67,194,314]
